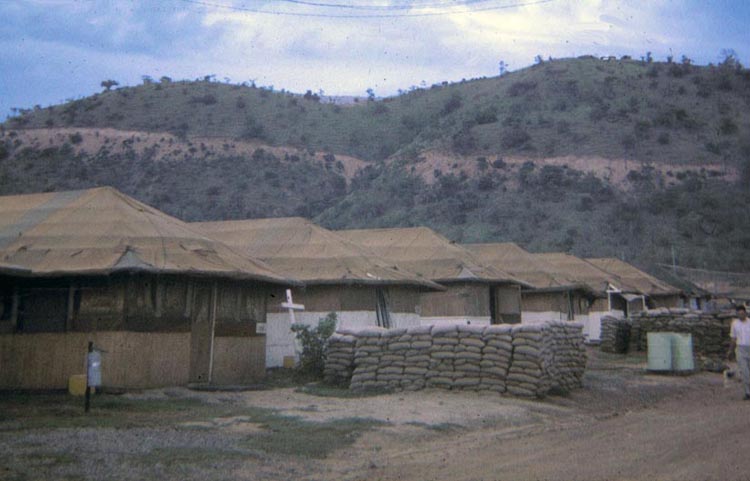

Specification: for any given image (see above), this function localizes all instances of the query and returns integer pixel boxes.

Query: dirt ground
[2,348,750,481]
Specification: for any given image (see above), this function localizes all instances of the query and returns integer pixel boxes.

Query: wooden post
[84,341,93,413]
[207,281,218,384]
[184,279,194,318]
[155,277,163,318]
[66,284,76,332]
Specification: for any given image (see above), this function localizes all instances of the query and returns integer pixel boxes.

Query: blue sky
[1,0,749,118]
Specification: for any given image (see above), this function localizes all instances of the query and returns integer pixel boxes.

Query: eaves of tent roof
[531,252,640,296]
[193,217,443,290]
[464,242,593,294]
[587,257,681,297]
[337,227,530,287]
[0,187,297,285]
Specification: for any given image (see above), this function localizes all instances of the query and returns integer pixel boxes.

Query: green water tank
[671,333,695,372]
[647,333,673,371]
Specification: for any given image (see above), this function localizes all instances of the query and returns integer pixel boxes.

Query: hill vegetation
[8,56,750,165]
[2,55,749,273]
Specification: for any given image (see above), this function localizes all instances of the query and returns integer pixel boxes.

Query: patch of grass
[262,368,321,388]
[405,421,463,432]
[139,447,251,467]
[0,393,219,431]
[17,451,78,467]
[0,392,385,459]
[295,383,389,398]
[240,410,385,458]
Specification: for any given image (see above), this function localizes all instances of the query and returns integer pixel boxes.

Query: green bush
[290,312,337,378]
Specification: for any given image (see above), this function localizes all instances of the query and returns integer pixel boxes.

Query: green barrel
[671,333,695,372]
[647,333,673,371]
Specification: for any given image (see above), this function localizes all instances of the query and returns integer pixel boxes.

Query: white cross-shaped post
[280,289,305,325]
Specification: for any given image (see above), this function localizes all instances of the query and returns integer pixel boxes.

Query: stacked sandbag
[506,325,554,398]
[629,309,734,370]
[332,321,586,398]
[548,322,587,391]
[479,325,512,393]
[427,324,459,389]
[323,333,356,385]
[400,325,432,391]
[349,327,387,391]
[599,316,631,353]
[377,328,408,390]
[452,325,486,390]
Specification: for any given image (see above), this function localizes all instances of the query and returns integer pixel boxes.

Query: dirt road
[3,349,749,481]
[327,352,750,481]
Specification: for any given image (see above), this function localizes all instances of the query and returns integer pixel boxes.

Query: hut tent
[587,258,682,309]
[656,264,748,309]
[653,264,713,310]
[193,218,443,367]
[0,187,296,390]
[465,243,594,324]
[531,252,641,341]
[338,227,527,325]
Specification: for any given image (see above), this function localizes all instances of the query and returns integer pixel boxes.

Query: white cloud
[190,0,682,95]
[1,0,748,116]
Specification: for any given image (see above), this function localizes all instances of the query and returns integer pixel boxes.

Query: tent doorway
[189,282,216,384]
[375,288,391,328]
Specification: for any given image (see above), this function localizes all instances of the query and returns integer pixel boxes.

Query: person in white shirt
[728,305,750,400]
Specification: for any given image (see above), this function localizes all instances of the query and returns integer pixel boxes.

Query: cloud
[1,0,748,117]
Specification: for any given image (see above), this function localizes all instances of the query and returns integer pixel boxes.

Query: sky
[1,0,749,118]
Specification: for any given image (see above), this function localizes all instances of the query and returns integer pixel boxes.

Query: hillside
[1,56,749,273]
[8,56,750,165]
[0,128,351,221]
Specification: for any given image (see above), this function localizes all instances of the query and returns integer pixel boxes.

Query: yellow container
[68,374,88,396]
[282,356,296,369]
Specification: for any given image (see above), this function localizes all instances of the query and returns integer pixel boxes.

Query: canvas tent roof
[657,264,750,300]
[193,217,442,289]
[531,252,640,296]
[338,227,527,286]
[653,265,712,298]
[587,257,681,297]
[0,187,296,285]
[464,243,591,293]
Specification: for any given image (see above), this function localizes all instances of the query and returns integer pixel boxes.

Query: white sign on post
[87,350,102,387]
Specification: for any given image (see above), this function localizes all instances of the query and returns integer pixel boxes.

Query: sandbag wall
[629,308,734,369]
[323,333,357,385]
[599,316,631,354]
[324,322,586,398]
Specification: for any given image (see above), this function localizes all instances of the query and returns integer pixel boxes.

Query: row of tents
[0,187,694,390]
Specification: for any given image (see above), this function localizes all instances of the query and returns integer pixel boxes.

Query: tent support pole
[66,284,76,331]
[10,286,19,332]
[207,281,218,384]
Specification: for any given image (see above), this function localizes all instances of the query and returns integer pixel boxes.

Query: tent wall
[649,294,681,309]
[0,274,269,389]
[521,291,569,323]
[0,332,191,390]
[212,336,265,384]
[418,283,522,326]
[419,283,491,325]
[265,285,422,368]
[493,285,522,324]
[521,290,591,324]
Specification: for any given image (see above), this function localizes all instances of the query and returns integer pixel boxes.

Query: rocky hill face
[2,56,749,271]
